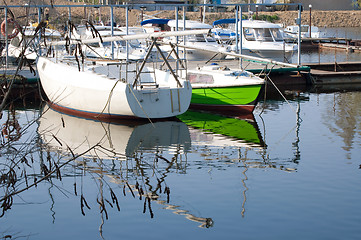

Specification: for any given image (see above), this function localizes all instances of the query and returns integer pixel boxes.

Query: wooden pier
[292,37,361,52]
[304,61,361,85]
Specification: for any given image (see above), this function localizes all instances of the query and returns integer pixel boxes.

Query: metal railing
[0,2,304,67]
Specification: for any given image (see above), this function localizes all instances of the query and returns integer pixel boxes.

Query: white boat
[72,25,148,60]
[141,19,230,61]
[2,23,62,60]
[212,19,297,61]
[37,55,192,120]
[283,25,327,39]
[38,106,191,158]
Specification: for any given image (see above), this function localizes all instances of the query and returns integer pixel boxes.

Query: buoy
[1,18,20,39]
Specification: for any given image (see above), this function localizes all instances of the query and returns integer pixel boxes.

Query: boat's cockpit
[243,27,284,42]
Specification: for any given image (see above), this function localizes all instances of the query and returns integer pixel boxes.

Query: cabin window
[187,73,214,84]
[300,26,309,33]
[88,42,100,48]
[254,28,273,41]
[270,28,284,41]
[243,28,256,41]
[187,34,207,42]
[129,39,141,48]
[244,27,283,42]
[243,28,255,41]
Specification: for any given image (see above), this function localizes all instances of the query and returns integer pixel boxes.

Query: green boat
[187,64,265,116]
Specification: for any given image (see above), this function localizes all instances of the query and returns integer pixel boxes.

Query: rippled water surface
[1,30,361,240]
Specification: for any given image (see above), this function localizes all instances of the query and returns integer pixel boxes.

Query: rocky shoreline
[260,10,361,28]
[174,10,361,28]
[3,1,361,29]
[60,9,361,28]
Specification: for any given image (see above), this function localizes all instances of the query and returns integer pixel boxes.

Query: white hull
[37,57,192,119]
[161,42,228,61]
[241,48,294,61]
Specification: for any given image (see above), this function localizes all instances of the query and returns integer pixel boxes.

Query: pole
[239,5,243,66]
[110,6,114,60]
[68,6,71,39]
[203,0,206,23]
[38,7,42,56]
[255,5,258,20]
[235,5,239,53]
[183,6,186,62]
[297,4,302,66]
[126,5,129,62]
[175,6,179,72]
[5,8,8,68]
[309,4,312,38]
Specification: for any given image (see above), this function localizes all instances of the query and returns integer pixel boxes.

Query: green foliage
[252,14,280,23]
[352,0,361,9]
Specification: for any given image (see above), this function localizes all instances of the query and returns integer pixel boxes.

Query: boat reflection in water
[38,106,191,159]
[37,106,215,228]
[36,105,300,232]
[177,110,266,149]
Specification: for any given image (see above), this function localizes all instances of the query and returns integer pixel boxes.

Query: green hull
[191,84,263,106]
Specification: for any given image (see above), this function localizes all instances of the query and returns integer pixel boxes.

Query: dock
[1,1,361,99]
[305,61,361,84]
[291,37,361,52]
[0,67,39,83]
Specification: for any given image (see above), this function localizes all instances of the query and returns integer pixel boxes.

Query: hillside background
[1,0,361,30]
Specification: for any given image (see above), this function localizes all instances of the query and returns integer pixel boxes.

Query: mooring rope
[260,64,301,120]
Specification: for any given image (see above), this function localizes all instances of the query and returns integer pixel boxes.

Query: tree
[352,0,360,9]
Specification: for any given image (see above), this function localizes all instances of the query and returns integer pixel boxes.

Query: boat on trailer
[37,30,209,120]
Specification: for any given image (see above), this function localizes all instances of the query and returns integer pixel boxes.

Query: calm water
[1,29,361,240]
[292,27,361,64]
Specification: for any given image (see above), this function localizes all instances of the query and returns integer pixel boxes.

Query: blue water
[1,29,361,240]
[1,89,360,240]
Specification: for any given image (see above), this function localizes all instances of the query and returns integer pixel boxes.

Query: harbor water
[1,28,361,240]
